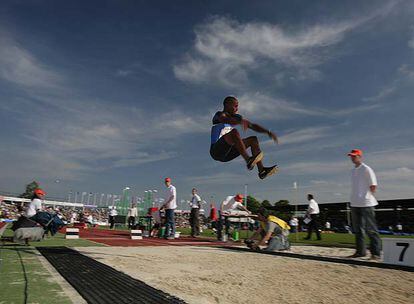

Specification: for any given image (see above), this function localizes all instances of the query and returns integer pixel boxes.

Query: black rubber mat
[222,246,414,272]
[37,247,186,304]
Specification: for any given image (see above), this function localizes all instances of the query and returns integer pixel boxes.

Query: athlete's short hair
[307,194,314,200]
[223,96,238,106]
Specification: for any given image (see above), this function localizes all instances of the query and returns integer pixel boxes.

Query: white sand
[77,246,414,304]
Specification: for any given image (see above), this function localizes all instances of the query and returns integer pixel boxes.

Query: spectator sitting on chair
[289,217,298,233]
[150,209,164,237]
[26,189,46,219]
[86,213,94,227]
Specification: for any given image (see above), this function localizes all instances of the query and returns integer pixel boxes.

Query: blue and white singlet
[210,112,241,145]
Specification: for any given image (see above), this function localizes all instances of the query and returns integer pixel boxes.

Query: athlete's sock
[246,152,264,170]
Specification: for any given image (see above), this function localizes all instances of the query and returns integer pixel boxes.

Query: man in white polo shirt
[189,188,201,237]
[161,177,177,240]
[347,149,381,260]
[304,194,321,240]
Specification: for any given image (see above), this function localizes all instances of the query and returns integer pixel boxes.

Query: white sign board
[65,228,79,239]
[130,229,143,240]
[382,238,414,267]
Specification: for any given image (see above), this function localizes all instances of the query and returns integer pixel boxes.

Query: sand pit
[77,246,414,304]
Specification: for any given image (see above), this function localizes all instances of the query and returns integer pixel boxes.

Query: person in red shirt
[209,203,218,232]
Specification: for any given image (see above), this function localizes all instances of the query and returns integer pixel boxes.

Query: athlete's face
[192,189,196,195]
[225,100,239,114]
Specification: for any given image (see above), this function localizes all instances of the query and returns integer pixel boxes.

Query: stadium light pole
[244,184,248,208]
[152,190,158,207]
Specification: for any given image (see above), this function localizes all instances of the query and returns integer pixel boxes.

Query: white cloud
[362,64,414,103]
[283,161,349,175]
[409,38,414,49]
[378,167,414,180]
[174,16,352,87]
[408,26,414,49]
[112,151,178,168]
[174,4,398,88]
[236,91,380,122]
[185,171,250,186]
[0,31,63,90]
[0,29,210,180]
[238,92,322,120]
[276,126,331,145]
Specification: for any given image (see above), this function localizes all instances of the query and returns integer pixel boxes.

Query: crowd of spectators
[0,201,23,220]
[0,199,109,225]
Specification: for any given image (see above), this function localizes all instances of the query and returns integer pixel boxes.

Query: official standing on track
[161,177,177,240]
[127,203,138,229]
[189,188,201,237]
[304,194,321,240]
[109,206,117,229]
[347,149,381,260]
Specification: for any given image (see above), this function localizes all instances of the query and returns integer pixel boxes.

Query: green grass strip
[0,245,72,304]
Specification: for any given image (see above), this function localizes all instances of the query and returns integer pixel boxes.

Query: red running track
[61,227,236,247]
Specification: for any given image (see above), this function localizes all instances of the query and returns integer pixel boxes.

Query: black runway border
[37,246,187,304]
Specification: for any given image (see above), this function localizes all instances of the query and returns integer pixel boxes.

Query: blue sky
[1,0,413,205]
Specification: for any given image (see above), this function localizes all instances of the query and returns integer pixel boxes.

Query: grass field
[0,229,101,304]
[0,245,73,304]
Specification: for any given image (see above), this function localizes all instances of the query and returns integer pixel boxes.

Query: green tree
[261,200,272,209]
[269,200,293,221]
[246,195,261,214]
[20,181,40,198]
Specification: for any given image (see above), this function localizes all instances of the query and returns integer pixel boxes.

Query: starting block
[383,238,414,267]
[66,228,79,239]
[131,230,143,240]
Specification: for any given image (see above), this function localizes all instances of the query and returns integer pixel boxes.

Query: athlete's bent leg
[223,129,250,161]
[243,136,264,172]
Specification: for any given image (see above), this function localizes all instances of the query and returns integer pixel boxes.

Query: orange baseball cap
[164,177,171,182]
[234,194,244,202]
[34,188,46,196]
[348,149,363,157]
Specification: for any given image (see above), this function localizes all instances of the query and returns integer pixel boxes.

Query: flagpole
[293,182,298,242]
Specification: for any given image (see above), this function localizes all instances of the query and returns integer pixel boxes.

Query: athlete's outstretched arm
[247,121,278,143]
